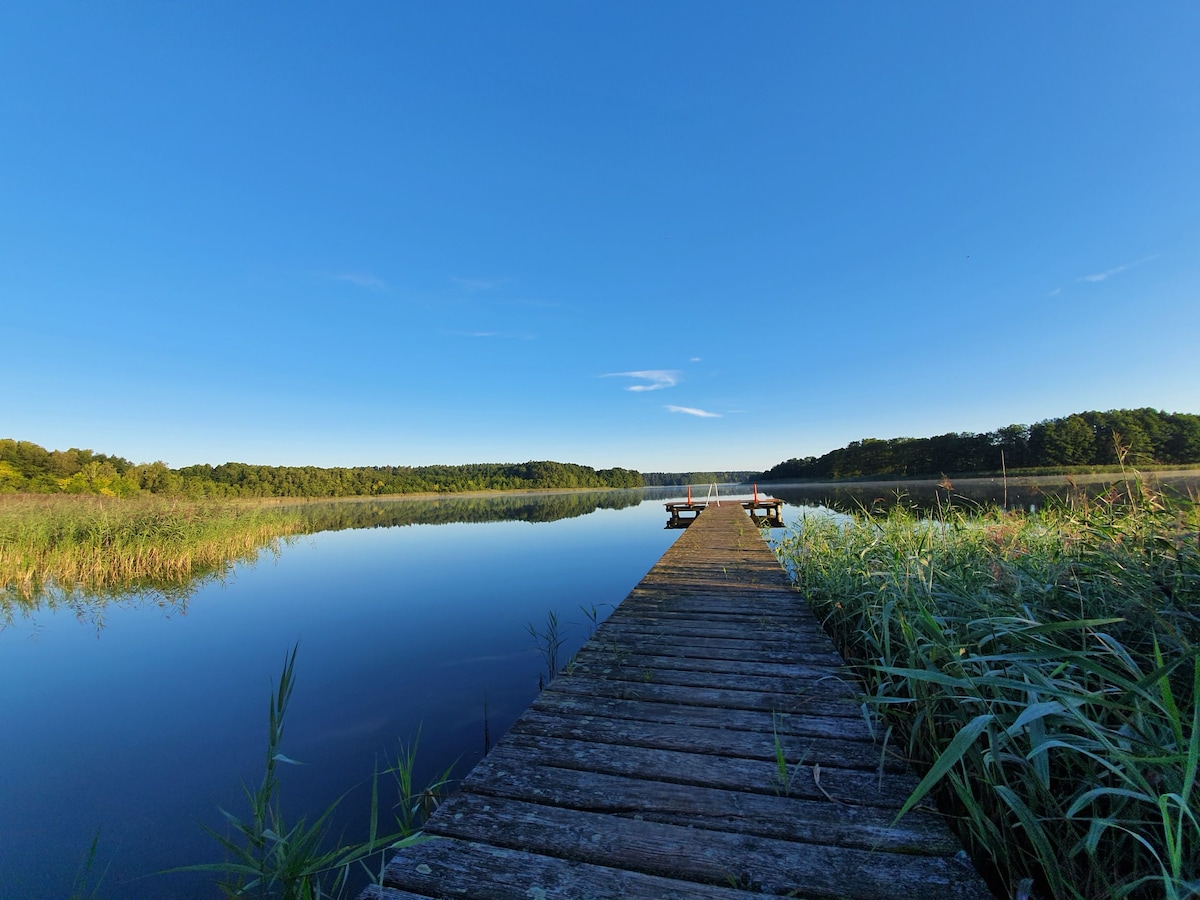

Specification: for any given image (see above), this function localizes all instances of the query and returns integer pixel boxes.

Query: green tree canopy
[762,408,1200,481]
[0,438,643,498]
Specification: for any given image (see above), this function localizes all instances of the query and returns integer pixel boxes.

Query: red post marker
[687,485,692,504]
[753,483,758,504]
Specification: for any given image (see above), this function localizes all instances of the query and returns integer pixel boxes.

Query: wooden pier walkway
[365,503,991,899]
[665,497,784,529]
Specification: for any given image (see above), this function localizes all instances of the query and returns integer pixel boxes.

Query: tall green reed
[1,495,306,604]
[527,609,565,688]
[776,481,1199,899]
[174,645,451,899]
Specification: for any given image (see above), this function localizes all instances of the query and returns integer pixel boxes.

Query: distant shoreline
[759,468,1200,490]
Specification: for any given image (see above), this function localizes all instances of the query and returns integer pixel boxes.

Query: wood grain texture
[365,503,992,898]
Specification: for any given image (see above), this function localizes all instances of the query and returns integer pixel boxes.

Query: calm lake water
[0,487,767,898]
[3,474,1194,898]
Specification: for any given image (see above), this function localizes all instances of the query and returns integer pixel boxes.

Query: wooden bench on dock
[364,503,991,899]
[666,496,784,529]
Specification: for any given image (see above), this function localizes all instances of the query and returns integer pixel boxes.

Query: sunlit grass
[775,480,1200,899]
[0,494,306,604]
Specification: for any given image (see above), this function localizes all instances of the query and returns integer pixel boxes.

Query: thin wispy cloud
[331,272,387,290]
[1081,265,1131,283]
[452,276,507,292]
[666,405,721,418]
[450,329,535,340]
[1046,288,1062,297]
[1079,255,1160,283]
[603,370,680,392]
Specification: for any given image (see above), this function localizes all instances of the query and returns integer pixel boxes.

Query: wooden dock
[364,503,991,899]
[665,497,784,528]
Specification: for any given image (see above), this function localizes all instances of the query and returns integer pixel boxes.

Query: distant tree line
[641,471,760,486]
[762,408,1200,481]
[0,439,642,498]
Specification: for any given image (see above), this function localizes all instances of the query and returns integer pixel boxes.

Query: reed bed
[0,494,307,605]
[775,482,1200,899]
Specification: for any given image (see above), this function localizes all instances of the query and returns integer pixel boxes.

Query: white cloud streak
[452,276,507,292]
[450,330,535,340]
[1079,255,1160,283]
[332,272,387,290]
[603,370,680,392]
[666,405,721,418]
[1081,264,1131,283]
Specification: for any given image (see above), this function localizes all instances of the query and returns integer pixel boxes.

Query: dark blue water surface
[3,487,809,899]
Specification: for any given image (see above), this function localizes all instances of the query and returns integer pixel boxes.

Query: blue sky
[3,3,1198,473]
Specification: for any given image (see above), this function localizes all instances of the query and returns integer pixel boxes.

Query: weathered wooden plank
[561,657,860,698]
[489,734,923,808]
[580,632,847,665]
[424,794,988,899]
[567,646,853,680]
[601,606,820,630]
[578,632,846,666]
[593,619,829,644]
[601,596,814,615]
[643,554,792,569]
[633,574,794,592]
[509,707,889,771]
[373,837,755,899]
[635,571,793,583]
[362,886,439,900]
[460,758,958,853]
[609,614,816,635]
[532,689,902,757]
[546,674,866,718]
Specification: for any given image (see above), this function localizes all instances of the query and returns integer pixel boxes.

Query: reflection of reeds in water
[0,495,306,606]
[0,489,648,625]
[775,477,1200,899]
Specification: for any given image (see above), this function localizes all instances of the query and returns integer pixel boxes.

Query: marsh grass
[527,609,565,688]
[0,495,307,608]
[176,645,449,899]
[68,829,111,900]
[776,478,1200,899]
[771,713,807,798]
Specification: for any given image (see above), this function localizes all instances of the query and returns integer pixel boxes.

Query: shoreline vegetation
[763,408,1200,481]
[0,438,642,499]
[0,495,307,610]
[775,473,1199,898]
[4,409,1199,504]
[0,488,654,609]
[5,467,1200,612]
